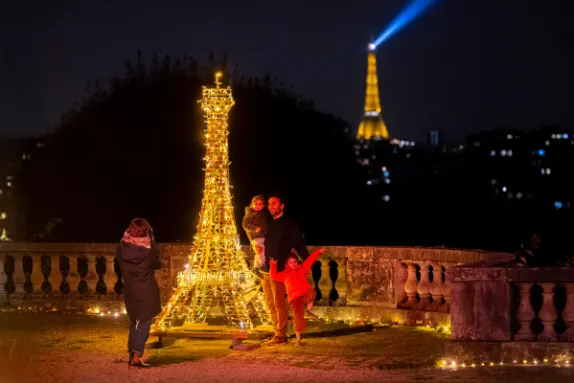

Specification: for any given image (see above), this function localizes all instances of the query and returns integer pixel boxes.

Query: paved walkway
[1,313,574,382]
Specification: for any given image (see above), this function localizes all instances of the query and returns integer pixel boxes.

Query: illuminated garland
[150,73,271,334]
[440,358,572,369]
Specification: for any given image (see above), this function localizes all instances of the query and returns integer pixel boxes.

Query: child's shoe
[294,338,304,347]
[305,309,319,320]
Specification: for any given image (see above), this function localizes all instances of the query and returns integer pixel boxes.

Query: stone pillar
[416,264,431,310]
[561,283,574,342]
[515,283,536,341]
[67,254,81,294]
[537,282,558,341]
[31,253,45,294]
[48,254,62,295]
[394,262,408,307]
[317,258,332,305]
[12,254,26,294]
[427,264,444,311]
[102,253,116,294]
[438,280,451,313]
[403,264,418,308]
[334,259,348,306]
[84,253,98,293]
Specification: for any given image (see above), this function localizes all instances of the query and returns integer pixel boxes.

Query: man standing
[259,193,309,345]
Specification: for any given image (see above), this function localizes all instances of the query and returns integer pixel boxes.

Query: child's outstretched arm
[301,247,326,272]
[269,259,285,282]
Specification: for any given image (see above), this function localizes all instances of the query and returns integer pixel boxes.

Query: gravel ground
[1,313,574,382]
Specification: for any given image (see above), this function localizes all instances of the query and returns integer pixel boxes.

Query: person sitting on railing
[270,246,326,347]
[115,218,162,368]
[515,232,541,267]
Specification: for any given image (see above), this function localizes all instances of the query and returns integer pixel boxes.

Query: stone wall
[0,243,510,324]
[448,263,574,342]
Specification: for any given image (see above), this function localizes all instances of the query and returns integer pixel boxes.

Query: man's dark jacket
[263,215,309,273]
[115,241,162,321]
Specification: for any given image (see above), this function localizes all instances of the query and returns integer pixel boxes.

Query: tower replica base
[150,73,272,347]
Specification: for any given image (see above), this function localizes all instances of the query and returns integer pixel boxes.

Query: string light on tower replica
[150,72,272,347]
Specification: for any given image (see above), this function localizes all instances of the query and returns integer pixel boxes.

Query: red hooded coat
[270,249,322,303]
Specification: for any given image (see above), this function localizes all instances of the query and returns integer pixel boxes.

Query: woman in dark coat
[115,218,162,368]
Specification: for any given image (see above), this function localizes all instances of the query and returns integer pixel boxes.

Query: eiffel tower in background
[151,73,271,339]
[356,42,390,140]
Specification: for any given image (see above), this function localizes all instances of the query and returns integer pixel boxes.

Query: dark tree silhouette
[16,52,375,244]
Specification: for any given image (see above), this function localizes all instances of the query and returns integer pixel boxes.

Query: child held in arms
[242,195,269,276]
[270,246,326,346]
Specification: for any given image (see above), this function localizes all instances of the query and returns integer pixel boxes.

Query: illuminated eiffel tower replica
[356,42,390,140]
[151,72,271,342]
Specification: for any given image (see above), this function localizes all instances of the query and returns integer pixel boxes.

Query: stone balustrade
[448,264,574,342]
[0,243,509,318]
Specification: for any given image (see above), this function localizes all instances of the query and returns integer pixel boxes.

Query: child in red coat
[270,246,326,346]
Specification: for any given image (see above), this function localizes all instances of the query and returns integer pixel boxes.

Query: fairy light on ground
[438,356,572,370]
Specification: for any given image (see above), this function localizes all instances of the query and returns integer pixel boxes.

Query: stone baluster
[438,279,451,314]
[428,264,444,311]
[48,254,62,295]
[395,262,408,307]
[515,283,536,341]
[84,253,98,293]
[416,264,432,310]
[403,264,419,308]
[102,253,116,294]
[561,283,574,342]
[12,253,26,294]
[67,254,81,293]
[30,253,45,294]
[334,258,348,306]
[538,282,558,341]
[317,258,333,305]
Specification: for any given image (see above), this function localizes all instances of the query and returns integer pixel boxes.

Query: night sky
[1,0,572,142]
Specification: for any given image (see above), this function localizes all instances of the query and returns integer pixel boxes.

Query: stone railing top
[0,243,509,265]
[447,265,574,283]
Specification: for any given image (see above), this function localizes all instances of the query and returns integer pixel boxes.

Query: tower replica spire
[151,72,271,339]
[356,43,390,140]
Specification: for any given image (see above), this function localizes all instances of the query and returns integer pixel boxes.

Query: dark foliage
[17,52,374,244]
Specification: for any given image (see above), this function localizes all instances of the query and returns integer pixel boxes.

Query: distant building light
[382,166,387,171]
[555,201,563,209]
[507,134,513,139]
[385,178,391,184]
[382,195,390,202]
[6,182,12,188]
[546,168,551,175]
[545,140,550,146]
[490,150,496,156]
[367,180,372,185]
[552,134,557,139]
[507,149,513,157]
[501,150,507,156]
[563,133,569,139]
[541,169,546,175]
[372,155,377,159]
[516,192,523,199]
[0,212,6,220]
[538,149,545,156]
[502,186,507,192]
[406,153,411,158]
[383,170,390,177]
[491,179,497,185]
